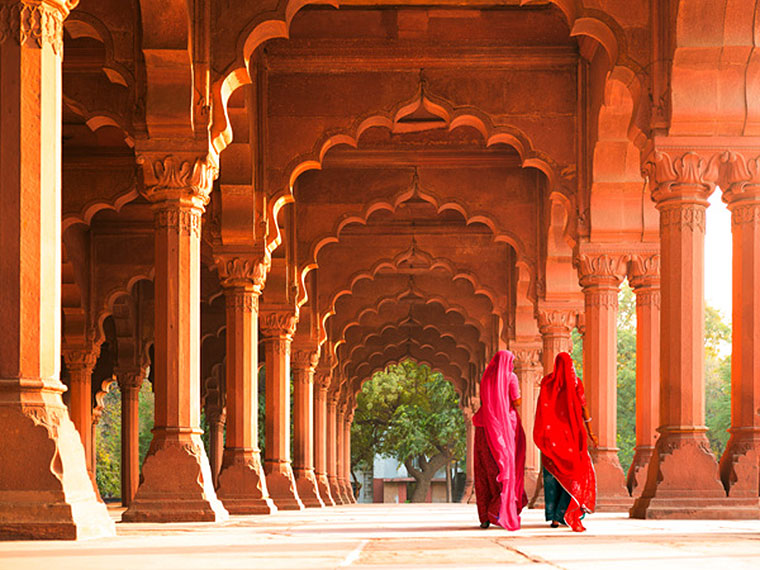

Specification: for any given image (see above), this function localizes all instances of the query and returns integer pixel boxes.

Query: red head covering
[533,352,596,529]
[472,350,526,529]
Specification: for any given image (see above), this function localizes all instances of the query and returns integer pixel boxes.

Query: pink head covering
[472,350,524,529]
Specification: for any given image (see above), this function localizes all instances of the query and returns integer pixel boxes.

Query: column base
[719,431,760,498]
[265,461,304,510]
[329,476,345,504]
[216,450,277,515]
[338,478,353,503]
[627,446,655,497]
[528,471,545,509]
[631,432,759,519]
[592,449,633,511]
[523,468,539,505]
[459,479,475,504]
[295,469,325,508]
[122,433,229,523]
[316,472,336,506]
[0,403,116,540]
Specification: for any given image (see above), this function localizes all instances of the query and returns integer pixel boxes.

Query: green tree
[616,281,637,471]
[351,360,465,502]
[704,307,731,455]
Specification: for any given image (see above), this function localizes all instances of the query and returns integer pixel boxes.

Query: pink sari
[472,350,527,530]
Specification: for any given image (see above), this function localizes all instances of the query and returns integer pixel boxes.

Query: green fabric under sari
[543,467,571,524]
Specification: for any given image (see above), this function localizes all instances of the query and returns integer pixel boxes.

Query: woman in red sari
[533,352,597,532]
[473,350,527,530]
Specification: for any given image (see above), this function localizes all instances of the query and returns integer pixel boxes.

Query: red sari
[472,351,527,530]
[533,352,596,532]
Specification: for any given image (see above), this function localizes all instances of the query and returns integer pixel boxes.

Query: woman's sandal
[480,521,490,529]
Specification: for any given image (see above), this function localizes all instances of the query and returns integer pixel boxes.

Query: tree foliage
[351,360,465,502]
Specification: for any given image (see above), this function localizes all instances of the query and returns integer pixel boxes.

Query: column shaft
[216,284,275,514]
[327,396,343,503]
[118,373,143,507]
[123,178,227,523]
[720,182,760,497]
[344,413,356,502]
[261,312,304,510]
[292,350,324,507]
[513,348,543,500]
[314,374,335,505]
[64,351,97,485]
[207,409,225,488]
[0,0,114,539]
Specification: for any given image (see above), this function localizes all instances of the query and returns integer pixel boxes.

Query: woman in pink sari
[472,350,527,530]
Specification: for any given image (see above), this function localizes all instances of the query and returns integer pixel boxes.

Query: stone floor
[1,503,759,569]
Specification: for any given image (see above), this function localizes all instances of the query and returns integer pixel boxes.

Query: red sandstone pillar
[63,350,98,486]
[207,407,225,488]
[459,405,476,503]
[327,393,344,503]
[292,348,325,507]
[117,369,144,507]
[577,252,632,510]
[0,0,114,539]
[260,309,304,510]
[314,370,335,505]
[512,346,543,498]
[335,402,349,503]
[719,153,760,498]
[627,253,661,496]
[122,153,227,523]
[214,257,276,514]
[631,150,745,518]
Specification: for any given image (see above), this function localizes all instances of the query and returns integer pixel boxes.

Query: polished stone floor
[1,503,759,569]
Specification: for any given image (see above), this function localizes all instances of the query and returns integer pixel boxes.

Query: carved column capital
[292,349,320,371]
[62,349,97,374]
[643,149,726,205]
[536,308,577,335]
[260,308,299,340]
[314,371,332,392]
[512,347,543,370]
[214,252,271,292]
[629,252,661,290]
[0,1,74,56]
[722,152,760,227]
[115,368,146,392]
[137,152,217,212]
[575,251,628,289]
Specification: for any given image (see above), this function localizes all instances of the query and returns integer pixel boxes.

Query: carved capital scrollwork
[260,309,298,340]
[512,348,542,370]
[629,252,661,291]
[314,371,332,392]
[215,252,270,291]
[115,368,145,392]
[0,1,70,56]
[139,153,217,210]
[644,150,726,204]
[723,152,760,199]
[576,252,628,288]
[292,349,320,371]
[536,308,577,334]
[62,349,97,373]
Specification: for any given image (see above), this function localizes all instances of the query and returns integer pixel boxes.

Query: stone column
[260,309,304,510]
[214,256,275,514]
[459,405,475,504]
[292,348,324,507]
[537,309,576,375]
[0,0,114,539]
[512,346,543,498]
[344,408,356,503]
[327,393,344,503]
[632,150,741,518]
[577,252,632,511]
[335,402,348,503]
[627,253,661,497]
[62,350,98,486]
[719,153,760,498]
[116,369,144,508]
[206,407,225,488]
[122,153,227,523]
[314,370,335,505]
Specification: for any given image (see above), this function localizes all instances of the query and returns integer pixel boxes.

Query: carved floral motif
[536,308,577,333]
[225,289,258,312]
[215,254,270,291]
[659,204,706,233]
[0,2,67,55]
[292,350,320,370]
[154,207,202,237]
[62,349,97,372]
[512,348,542,369]
[731,204,760,227]
[644,150,725,202]
[140,154,217,205]
[260,310,298,339]
[576,252,627,288]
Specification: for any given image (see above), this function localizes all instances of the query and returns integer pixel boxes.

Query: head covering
[533,352,596,530]
[472,350,526,530]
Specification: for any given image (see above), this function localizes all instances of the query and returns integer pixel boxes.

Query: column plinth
[627,256,661,497]
[314,371,335,505]
[215,271,275,514]
[632,150,758,519]
[577,253,632,511]
[719,160,760,499]
[292,349,325,508]
[123,160,228,523]
[261,311,304,510]
[117,370,145,507]
[0,0,114,539]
